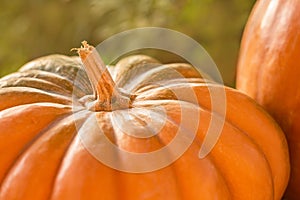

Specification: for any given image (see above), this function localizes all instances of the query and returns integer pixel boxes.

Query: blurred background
[0,0,255,86]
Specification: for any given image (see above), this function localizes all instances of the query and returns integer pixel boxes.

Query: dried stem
[74,41,131,111]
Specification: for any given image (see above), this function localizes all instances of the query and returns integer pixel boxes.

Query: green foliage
[0,0,255,86]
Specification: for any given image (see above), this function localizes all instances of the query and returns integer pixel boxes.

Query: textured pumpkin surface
[0,42,289,199]
[236,0,300,198]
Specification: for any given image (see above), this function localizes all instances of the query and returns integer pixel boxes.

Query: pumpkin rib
[97,111,152,200]
[200,156,232,199]
[158,103,273,199]
[19,55,83,75]
[0,70,89,99]
[191,85,288,199]
[109,109,185,199]
[164,100,273,199]
[206,87,289,199]
[23,69,93,98]
[218,117,275,198]
[0,112,87,200]
[0,77,73,96]
[114,55,161,87]
[0,87,74,111]
[155,105,231,199]
[0,108,86,176]
[172,145,231,199]
[49,112,123,200]
[46,111,91,200]
[205,115,274,199]
[119,64,203,92]
[109,106,193,200]
[164,107,232,198]
[19,55,93,94]
[0,112,71,176]
[133,77,210,95]
[168,165,184,200]
[133,81,218,104]
[191,89,275,185]
[0,103,74,186]
[163,102,230,198]
[0,70,73,90]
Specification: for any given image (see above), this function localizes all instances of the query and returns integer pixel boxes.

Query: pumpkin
[236,0,300,198]
[0,41,289,200]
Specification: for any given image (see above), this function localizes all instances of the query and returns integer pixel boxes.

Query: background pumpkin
[236,0,300,198]
[0,42,289,199]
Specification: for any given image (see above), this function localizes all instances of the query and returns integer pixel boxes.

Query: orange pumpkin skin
[0,43,289,199]
[236,0,300,198]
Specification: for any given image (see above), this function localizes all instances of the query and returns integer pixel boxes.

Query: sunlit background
[0,0,255,86]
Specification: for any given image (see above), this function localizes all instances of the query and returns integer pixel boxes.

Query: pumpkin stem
[74,41,132,111]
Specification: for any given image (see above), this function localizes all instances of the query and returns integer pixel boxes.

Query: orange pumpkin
[236,0,300,198]
[0,42,289,199]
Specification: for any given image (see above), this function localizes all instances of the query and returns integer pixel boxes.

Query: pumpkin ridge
[118,63,202,92]
[207,115,274,199]
[109,111,172,199]
[223,89,290,199]
[164,100,272,198]
[133,81,219,104]
[0,77,73,96]
[160,106,231,199]
[168,163,184,200]
[196,85,289,199]
[49,112,123,200]
[0,111,87,199]
[162,106,232,195]
[141,80,209,95]
[0,112,71,183]
[0,103,73,188]
[154,107,211,199]
[98,112,132,200]
[114,55,161,87]
[47,111,91,200]
[218,112,276,196]
[133,78,210,95]
[191,147,232,199]
[0,87,74,111]
[18,55,94,96]
[0,69,90,98]
[20,55,84,79]
[221,115,275,198]
[108,109,185,199]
